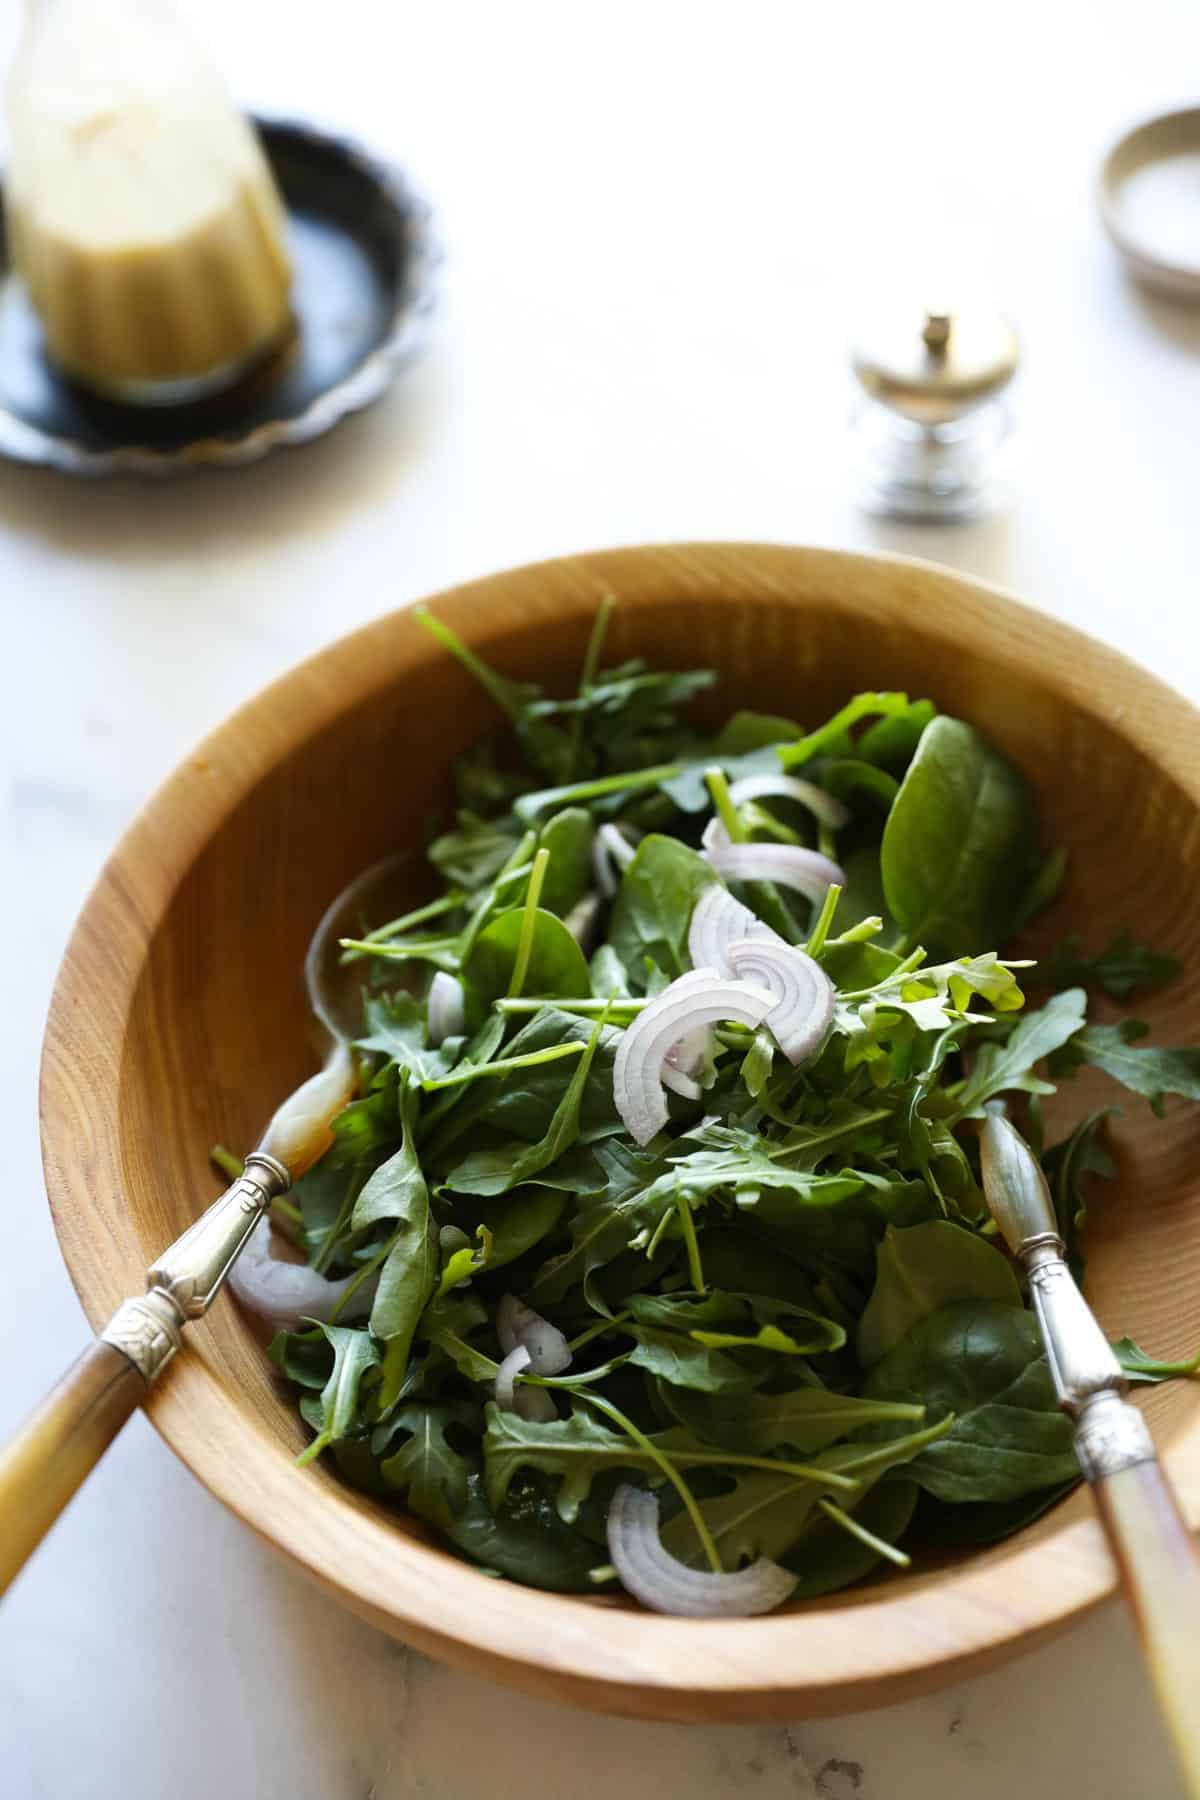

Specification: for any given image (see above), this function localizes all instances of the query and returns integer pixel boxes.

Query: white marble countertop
[2,2,1199,1794]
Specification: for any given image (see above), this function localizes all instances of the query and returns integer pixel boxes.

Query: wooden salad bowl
[40,543,1200,1721]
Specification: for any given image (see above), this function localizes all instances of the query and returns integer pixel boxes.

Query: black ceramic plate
[0,117,440,475]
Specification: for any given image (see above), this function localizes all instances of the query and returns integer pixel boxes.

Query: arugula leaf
[953,988,1088,1117]
[660,1419,951,1567]
[623,1323,762,1393]
[379,1403,472,1529]
[608,835,718,988]
[442,1012,609,1197]
[1037,930,1182,1002]
[1053,1022,1200,1115]
[1113,1337,1200,1384]
[856,1222,1021,1367]
[352,1079,437,1408]
[659,1383,926,1455]
[428,812,526,892]
[881,717,1039,958]
[356,990,455,1086]
[296,1324,381,1467]
[864,1301,1078,1503]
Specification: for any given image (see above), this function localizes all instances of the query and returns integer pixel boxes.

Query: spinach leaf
[456,1188,565,1269]
[784,1480,919,1596]
[1052,1021,1200,1115]
[864,1300,1078,1503]
[907,1480,1077,1549]
[1036,930,1182,1002]
[953,988,1087,1117]
[881,716,1039,958]
[856,1222,1021,1367]
[608,835,718,988]
[536,808,595,915]
[712,710,802,754]
[462,906,590,1017]
[441,1470,605,1592]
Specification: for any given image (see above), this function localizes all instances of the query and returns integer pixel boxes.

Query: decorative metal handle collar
[100,1152,291,1384]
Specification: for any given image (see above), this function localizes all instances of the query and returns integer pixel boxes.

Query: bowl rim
[39,542,1200,1720]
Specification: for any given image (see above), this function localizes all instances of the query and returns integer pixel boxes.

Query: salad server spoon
[980,1110,1200,1798]
[0,856,409,1596]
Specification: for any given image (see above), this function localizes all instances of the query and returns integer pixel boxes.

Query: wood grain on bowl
[39,544,1200,1721]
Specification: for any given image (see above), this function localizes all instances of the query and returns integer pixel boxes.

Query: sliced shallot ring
[687,882,781,976]
[497,1294,572,1373]
[703,839,847,905]
[427,970,465,1045]
[726,773,851,829]
[255,1040,357,1178]
[725,936,835,1066]
[227,1214,376,1328]
[606,1484,798,1617]
[592,822,641,898]
[612,968,773,1145]
[495,1343,532,1409]
[662,1025,711,1100]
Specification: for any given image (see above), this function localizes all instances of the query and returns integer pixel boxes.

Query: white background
[2,2,1198,1795]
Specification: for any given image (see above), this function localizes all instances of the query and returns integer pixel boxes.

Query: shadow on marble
[0,349,446,562]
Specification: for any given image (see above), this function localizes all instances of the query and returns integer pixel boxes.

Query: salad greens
[248,601,1200,1608]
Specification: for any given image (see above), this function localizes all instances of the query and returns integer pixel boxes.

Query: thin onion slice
[495,1343,532,1409]
[726,773,851,829]
[662,1026,711,1101]
[227,1214,376,1328]
[612,968,773,1145]
[592,822,641,898]
[514,1383,558,1423]
[703,838,847,905]
[304,851,409,1044]
[255,1041,357,1178]
[606,1484,798,1617]
[687,882,780,976]
[496,1294,572,1374]
[564,891,604,952]
[726,936,835,1066]
[427,970,465,1045]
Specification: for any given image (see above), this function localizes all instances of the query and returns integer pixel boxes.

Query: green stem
[415,608,526,723]
[574,1391,725,1575]
[210,1144,244,1182]
[566,594,615,778]
[674,1187,706,1294]
[824,915,883,949]
[817,822,838,861]
[326,1232,395,1326]
[567,1312,632,1354]
[704,766,747,843]
[515,762,682,825]
[805,883,842,957]
[340,891,465,960]
[508,847,550,998]
[496,995,646,1016]
[420,1040,587,1092]
[311,1166,369,1274]
[338,934,459,964]
[817,1499,911,1569]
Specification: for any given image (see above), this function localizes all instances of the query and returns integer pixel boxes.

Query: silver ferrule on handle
[101,1152,291,1385]
[1020,1233,1155,1482]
